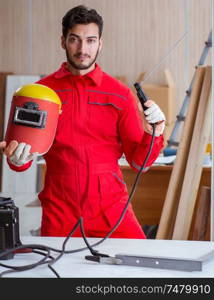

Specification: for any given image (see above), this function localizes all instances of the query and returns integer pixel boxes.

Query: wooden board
[191,186,211,241]
[156,66,206,239]
[0,72,13,190]
[172,66,212,240]
[1,75,40,194]
[0,72,13,139]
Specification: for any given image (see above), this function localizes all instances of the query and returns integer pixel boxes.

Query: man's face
[61,23,102,72]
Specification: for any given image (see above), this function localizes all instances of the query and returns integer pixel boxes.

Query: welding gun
[133,82,148,111]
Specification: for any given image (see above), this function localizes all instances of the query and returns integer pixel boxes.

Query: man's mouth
[75,54,90,60]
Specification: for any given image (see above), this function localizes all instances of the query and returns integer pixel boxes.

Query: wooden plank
[0,72,13,139]
[172,66,212,240]
[0,72,13,191]
[191,186,211,241]
[156,66,206,239]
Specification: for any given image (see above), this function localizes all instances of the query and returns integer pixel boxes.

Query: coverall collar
[54,62,103,86]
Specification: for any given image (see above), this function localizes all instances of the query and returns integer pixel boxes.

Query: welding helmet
[5,83,62,155]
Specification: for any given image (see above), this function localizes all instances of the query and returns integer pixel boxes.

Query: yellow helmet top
[14,83,62,111]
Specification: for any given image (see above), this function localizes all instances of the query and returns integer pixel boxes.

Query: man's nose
[78,40,87,52]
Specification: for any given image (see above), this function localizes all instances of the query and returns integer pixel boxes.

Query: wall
[0,0,212,111]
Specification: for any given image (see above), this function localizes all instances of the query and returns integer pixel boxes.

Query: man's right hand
[0,140,38,166]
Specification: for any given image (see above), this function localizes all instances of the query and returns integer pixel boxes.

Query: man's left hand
[139,100,166,137]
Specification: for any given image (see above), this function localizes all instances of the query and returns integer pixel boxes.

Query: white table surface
[1,236,214,278]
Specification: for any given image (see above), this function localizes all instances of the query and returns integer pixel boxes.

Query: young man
[0,5,165,238]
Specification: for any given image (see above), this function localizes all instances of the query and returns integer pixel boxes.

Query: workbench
[37,164,211,240]
[1,236,214,278]
[121,165,211,240]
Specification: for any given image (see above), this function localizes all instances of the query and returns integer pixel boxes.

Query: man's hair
[62,5,103,38]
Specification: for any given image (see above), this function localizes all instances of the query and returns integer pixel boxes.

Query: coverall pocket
[88,93,124,110]
[87,94,123,139]
[98,171,129,227]
[98,171,127,197]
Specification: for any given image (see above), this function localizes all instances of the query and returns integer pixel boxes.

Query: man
[0,5,165,238]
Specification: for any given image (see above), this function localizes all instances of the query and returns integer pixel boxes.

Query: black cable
[0,219,89,277]
[82,124,157,252]
[44,124,157,258]
[48,264,60,278]
[0,244,57,278]
[37,124,157,259]
[46,217,99,272]
[32,249,54,260]
[47,218,82,268]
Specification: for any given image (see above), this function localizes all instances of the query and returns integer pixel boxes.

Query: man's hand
[138,100,166,137]
[0,140,38,166]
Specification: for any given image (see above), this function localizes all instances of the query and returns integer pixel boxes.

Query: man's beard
[65,47,99,70]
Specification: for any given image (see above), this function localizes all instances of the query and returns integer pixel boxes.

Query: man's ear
[61,36,66,49]
[98,38,103,52]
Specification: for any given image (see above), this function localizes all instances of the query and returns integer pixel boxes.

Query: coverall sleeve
[119,89,164,172]
[7,158,33,172]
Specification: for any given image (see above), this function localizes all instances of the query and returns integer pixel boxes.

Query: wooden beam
[0,72,13,191]
[172,66,212,240]
[156,66,206,239]
[191,186,211,241]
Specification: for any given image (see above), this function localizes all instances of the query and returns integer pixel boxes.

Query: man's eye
[87,39,96,44]
[69,37,77,43]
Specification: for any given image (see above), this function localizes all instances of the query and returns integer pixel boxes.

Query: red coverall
[9,63,164,238]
